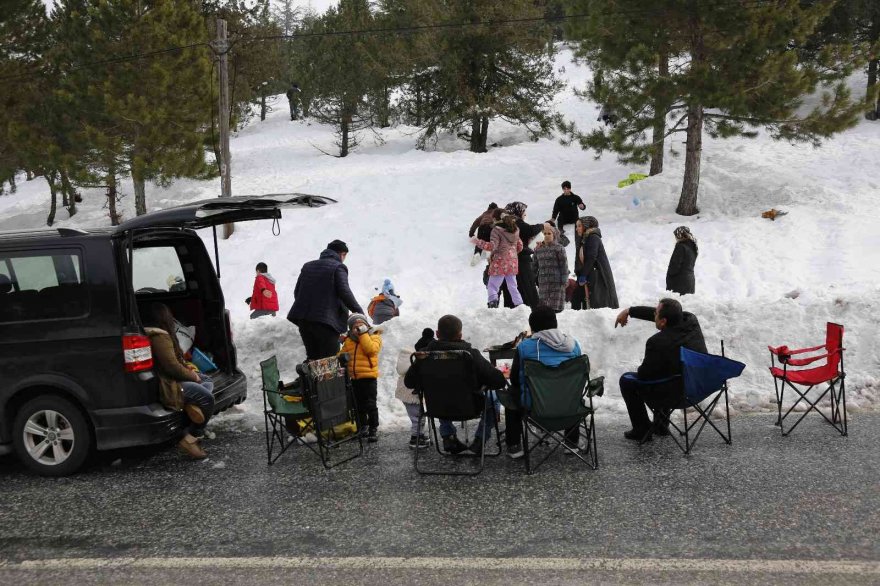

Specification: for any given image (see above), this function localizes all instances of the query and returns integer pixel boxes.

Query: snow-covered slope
[3,47,879,430]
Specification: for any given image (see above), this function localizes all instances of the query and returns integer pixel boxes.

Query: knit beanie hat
[415,328,434,350]
[381,278,395,296]
[347,313,370,329]
[327,239,349,254]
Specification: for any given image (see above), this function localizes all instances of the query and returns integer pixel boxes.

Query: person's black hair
[415,328,434,350]
[528,305,558,333]
[327,239,349,254]
[561,180,571,189]
[658,298,683,327]
[488,202,498,209]
[437,315,462,341]
[256,262,268,273]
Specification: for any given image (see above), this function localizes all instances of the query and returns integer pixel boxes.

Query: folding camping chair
[295,355,364,469]
[643,343,745,455]
[409,350,502,476]
[261,355,310,465]
[769,322,847,436]
[520,355,604,474]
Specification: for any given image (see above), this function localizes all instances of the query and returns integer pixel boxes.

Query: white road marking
[2,556,879,575]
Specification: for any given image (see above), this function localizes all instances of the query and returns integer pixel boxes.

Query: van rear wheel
[13,395,91,476]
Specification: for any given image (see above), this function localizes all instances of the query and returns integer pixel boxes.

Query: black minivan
[0,194,334,475]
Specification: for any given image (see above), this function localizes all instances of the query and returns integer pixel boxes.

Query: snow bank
[2,47,879,432]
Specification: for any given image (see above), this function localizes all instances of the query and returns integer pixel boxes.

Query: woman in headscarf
[504,201,544,308]
[666,226,698,295]
[572,216,619,310]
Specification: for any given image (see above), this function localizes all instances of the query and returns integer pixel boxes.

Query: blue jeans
[181,374,215,435]
[438,391,499,441]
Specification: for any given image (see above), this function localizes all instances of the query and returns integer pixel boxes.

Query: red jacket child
[248,263,279,315]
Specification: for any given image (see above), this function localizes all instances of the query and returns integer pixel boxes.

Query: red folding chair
[768,322,847,436]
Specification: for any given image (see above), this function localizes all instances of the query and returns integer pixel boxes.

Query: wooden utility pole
[214,18,234,238]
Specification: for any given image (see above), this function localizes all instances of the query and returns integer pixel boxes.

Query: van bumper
[92,372,247,451]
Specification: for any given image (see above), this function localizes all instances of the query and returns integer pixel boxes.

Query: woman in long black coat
[666,226,698,295]
[503,201,544,308]
[573,216,619,309]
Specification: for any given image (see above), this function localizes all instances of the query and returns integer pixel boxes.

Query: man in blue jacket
[287,239,365,360]
[505,305,583,459]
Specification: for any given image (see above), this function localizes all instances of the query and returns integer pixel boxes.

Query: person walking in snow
[551,181,586,237]
[287,239,365,360]
[395,328,435,450]
[572,216,619,310]
[286,82,301,121]
[505,201,544,308]
[368,278,403,325]
[247,262,279,319]
[339,313,382,442]
[533,223,569,312]
[472,214,524,308]
[666,226,698,295]
[468,202,503,265]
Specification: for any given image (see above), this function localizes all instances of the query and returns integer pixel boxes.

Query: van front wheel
[13,395,91,476]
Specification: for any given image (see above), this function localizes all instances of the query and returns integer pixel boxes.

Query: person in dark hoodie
[614,298,707,439]
[287,240,364,360]
[469,202,503,265]
[504,201,544,308]
[247,262,279,319]
[666,226,698,295]
[551,180,586,236]
[404,314,506,455]
[573,216,619,310]
[504,306,584,458]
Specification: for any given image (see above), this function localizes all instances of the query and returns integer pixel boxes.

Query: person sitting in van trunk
[246,262,279,319]
[145,302,215,460]
[339,313,382,442]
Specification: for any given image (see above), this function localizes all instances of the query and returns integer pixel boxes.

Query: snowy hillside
[2,47,879,430]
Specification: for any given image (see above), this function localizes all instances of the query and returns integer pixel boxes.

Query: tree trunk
[260,90,267,121]
[133,172,147,216]
[107,167,120,226]
[469,114,481,152]
[649,52,669,176]
[381,85,390,128]
[415,84,422,126]
[479,115,489,152]
[61,170,76,217]
[677,103,703,216]
[867,11,879,119]
[340,115,350,158]
[46,171,59,226]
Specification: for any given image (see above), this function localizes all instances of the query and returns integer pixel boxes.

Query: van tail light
[225,309,234,343]
[123,333,153,373]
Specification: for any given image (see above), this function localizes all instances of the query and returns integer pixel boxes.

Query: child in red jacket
[246,262,279,319]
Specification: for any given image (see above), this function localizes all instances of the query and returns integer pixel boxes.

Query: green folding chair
[261,355,309,465]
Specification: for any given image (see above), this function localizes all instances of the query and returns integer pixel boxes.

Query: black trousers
[297,321,340,360]
[516,253,538,308]
[505,407,579,447]
[619,373,682,432]
[352,378,379,431]
[570,284,588,310]
[473,224,492,255]
[557,215,577,236]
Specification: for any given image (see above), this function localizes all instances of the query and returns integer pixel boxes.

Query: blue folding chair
[647,343,746,455]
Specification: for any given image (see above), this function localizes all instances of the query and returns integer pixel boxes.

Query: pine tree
[564,0,876,216]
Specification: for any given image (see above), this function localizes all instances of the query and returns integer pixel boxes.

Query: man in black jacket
[551,180,585,236]
[405,314,505,454]
[287,239,365,360]
[614,298,707,439]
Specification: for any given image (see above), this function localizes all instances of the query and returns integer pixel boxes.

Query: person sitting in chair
[614,298,707,440]
[505,305,584,459]
[404,314,505,455]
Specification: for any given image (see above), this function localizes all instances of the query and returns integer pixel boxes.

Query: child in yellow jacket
[339,313,382,442]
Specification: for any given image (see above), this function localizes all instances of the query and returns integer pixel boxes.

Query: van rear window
[132,246,187,293]
[0,251,88,323]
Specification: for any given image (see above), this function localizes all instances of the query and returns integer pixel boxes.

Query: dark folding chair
[295,355,364,469]
[520,355,603,474]
[643,343,746,455]
[769,322,847,436]
[409,350,502,476]
[260,355,309,465]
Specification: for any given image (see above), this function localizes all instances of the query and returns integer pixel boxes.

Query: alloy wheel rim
[23,410,75,466]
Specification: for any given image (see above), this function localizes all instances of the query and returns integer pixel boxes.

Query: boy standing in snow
[247,262,279,319]
[339,313,383,442]
[551,181,586,236]
[368,278,403,325]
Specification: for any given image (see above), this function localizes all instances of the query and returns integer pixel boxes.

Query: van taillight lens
[123,334,153,373]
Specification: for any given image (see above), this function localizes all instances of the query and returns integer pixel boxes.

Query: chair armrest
[786,349,841,366]
[587,376,605,398]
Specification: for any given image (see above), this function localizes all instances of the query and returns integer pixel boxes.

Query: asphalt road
[1,413,878,585]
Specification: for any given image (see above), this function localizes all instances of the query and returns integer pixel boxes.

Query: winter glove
[355,324,369,335]
[577,275,587,286]
[245,296,252,305]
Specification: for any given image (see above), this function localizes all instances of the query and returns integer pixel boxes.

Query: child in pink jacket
[472,215,524,308]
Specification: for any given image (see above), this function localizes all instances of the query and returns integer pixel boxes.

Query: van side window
[0,251,88,323]
[132,246,187,293]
